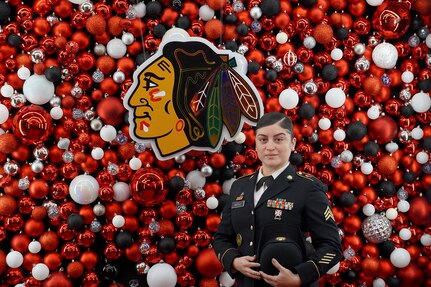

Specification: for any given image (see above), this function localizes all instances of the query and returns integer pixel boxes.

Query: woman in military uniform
[213,112,342,287]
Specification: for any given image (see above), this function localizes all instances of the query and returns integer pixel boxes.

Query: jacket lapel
[243,172,257,210]
[255,164,296,208]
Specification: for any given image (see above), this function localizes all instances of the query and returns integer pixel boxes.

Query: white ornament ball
[6,251,24,268]
[372,42,398,69]
[401,70,414,83]
[28,241,42,254]
[219,271,236,286]
[279,88,299,109]
[385,142,399,153]
[17,66,31,80]
[113,181,131,202]
[0,104,10,124]
[276,32,288,44]
[206,196,219,210]
[362,203,375,216]
[93,203,106,216]
[134,2,146,18]
[303,36,316,49]
[399,228,411,241]
[385,208,398,220]
[69,174,100,205]
[250,6,262,19]
[397,200,410,213]
[333,129,346,141]
[100,125,117,142]
[325,88,346,108]
[106,38,127,59]
[318,117,331,130]
[233,52,248,75]
[340,150,354,162]
[411,91,431,113]
[23,74,55,105]
[411,126,424,140]
[147,263,177,287]
[121,32,135,45]
[186,170,206,190]
[373,278,386,287]
[50,106,63,120]
[112,215,126,228]
[420,234,431,246]
[162,27,189,43]
[199,5,215,21]
[326,262,340,275]
[222,178,236,195]
[234,132,246,144]
[360,162,373,175]
[32,263,50,281]
[91,147,104,160]
[390,248,411,268]
[330,48,343,61]
[416,151,429,164]
[426,33,431,49]
[1,83,14,98]
[366,0,384,6]
[129,157,142,170]
[367,105,380,120]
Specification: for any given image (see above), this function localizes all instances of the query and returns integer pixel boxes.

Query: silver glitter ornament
[90,220,102,232]
[62,151,74,163]
[399,89,411,101]
[355,57,370,72]
[136,262,149,275]
[71,85,83,98]
[139,240,151,255]
[31,49,45,63]
[72,109,84,120]
[79,1,93,12]
[49,96,61,107]
[303,81,317,94]
[18,177,30,190]
[293,62,304,73]
[330,157,342,168]
[362,214,392,243]
[84,110,95,121]
[33,145,49,160]
[148,219,160,233]
[135,142,146,153]
[92,70,104,83]
[194,188,206,199]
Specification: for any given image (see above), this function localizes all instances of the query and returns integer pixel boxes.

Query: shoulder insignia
[236,172,255,180]
[296,171,315,181]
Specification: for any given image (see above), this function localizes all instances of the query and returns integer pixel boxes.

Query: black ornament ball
[237,23,248,36]
[339,192,356,207]
[221,168,235,181]
[300,0,317,7]
[322,64,338,81]
[153,24,167,38]
[379,180,396,197]
[265,69,278,82]
[423,136,431,151]
[363,141,380,157]
[102,264,119,281]
[176,16,190,29]
[146,1,163,18]
[387,276,400,287]
[261,0,281,17]
[167,175,185,193]
[400,105,414,117]
[290,152,303,166]
[225,14,237,24]
[0,1,11,25]
[402,171,416,184]
[247,61,260,74]
[418,79,431,93]
[225,41,238,52]
[346,121,367,141]
[299,103,315,119]
[67,213,84,230]
[379,240,395,258]
[336,27,349,40]
[158,237,176,254]
[44,66,62,82]
[7,34,21,47]
[116,232,134,249]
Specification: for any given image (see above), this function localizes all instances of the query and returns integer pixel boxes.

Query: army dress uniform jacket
[213,164,342,287]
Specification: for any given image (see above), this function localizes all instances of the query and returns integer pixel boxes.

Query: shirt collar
[256,162,290,182]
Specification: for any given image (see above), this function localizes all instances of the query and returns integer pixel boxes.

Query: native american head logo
[124,33,263,160]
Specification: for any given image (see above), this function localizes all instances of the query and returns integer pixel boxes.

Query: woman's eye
[144,78,157,91]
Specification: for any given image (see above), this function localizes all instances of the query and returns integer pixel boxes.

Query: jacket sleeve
[294,182,342,285]
[212,185,241,277]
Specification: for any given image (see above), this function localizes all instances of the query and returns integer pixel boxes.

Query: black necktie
[256,175,274,190]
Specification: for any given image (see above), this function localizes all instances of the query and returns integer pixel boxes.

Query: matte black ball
[322,64,338,81]
[167,175,185,193]
[261,0,281,17]
[225,41,238,52]
[363,141,380,157]
[225,14,237,24]
[425,186,431,202]
[300,0,317,7]
[299,103,315,120]
[379,240,395,258]
[158,237,176,254]
[67,213,84,230]
[221,168,235,180]
[265,69,278,82]
[7,34,21,47]
[176,16,190,29]
[346,121,367,141]
[136,52,152,66]
[418,79,431,93]
[207,168,222,182]
[221,142,243,159]
[102,264,118,281]
[290,152,303,166]
[153,24,167,38]
[423,137,431,152]
[339,192,356,207]
[400,105,415,117]
[343,270,356,281]
[0,1,11,25]
[410,17,423,32]
[379,180,396,197]
[44,66,62,82]
[403,171,416,184]
[237,23,248,36]
[146,1,163,18]
[248,61,260,74]
[387,276,400,287]
[336,27,349,40]
[116,232,133,249]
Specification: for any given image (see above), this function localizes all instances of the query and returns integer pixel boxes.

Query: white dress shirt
[254,162,290,206]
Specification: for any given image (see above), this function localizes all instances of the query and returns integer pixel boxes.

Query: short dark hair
[256,112,293,135]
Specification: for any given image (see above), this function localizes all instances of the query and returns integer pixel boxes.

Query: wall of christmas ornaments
[0,0,430,286]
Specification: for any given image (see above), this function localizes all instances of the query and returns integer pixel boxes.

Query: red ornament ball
[195,248,223,278]
[377,155,398,176]
[313,24,334,44]
[204,19,224,40]
[368,116,398,144]
[0,195,17,216]
[12,105,53,145]
[408,197,431,226]
[96,97,126,126]
[130,167,167,206]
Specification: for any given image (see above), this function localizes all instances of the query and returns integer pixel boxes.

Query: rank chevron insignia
[324,206,335,222]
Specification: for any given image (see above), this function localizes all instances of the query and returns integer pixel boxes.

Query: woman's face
[128,56,177,139]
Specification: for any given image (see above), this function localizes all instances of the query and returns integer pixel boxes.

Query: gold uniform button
[236,234,242,247]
